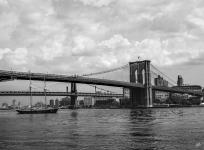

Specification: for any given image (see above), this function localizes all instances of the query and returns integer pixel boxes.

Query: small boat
[16,73,58,114]
[16,108,58,114]
[0,108,10,110]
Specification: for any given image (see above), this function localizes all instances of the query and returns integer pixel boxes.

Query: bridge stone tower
[129,60,152,107]
[70,82,77,107]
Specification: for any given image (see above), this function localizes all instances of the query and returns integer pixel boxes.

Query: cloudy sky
[0,0,204,86]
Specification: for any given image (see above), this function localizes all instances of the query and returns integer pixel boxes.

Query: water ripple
[1,108,204,149]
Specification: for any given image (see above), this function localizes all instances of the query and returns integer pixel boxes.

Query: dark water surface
[0,108,204,150]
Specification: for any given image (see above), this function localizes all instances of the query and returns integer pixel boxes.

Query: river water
[0,108,204,150]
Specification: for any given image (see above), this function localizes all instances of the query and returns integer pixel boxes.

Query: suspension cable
[87,84,116,94]
[81,64,129,77]
[151,64,177,85]
[150,71,175,86]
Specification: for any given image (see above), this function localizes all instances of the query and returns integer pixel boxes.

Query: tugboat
[16,73,58,114]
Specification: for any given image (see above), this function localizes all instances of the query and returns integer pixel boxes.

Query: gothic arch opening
[135,69,138,83]
[142,69,145,84]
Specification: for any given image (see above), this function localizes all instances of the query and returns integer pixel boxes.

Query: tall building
[60,96,71,106]
[177,75,183,86]
[123,88,130,98]
[55,99,59,108]
[12,99,16,107]
[50,99,54,107]
[84,97,95,107]
[154,75,168,87]
[18,101,21,108]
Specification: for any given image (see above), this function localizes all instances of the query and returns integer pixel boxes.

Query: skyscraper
[50,99,54,107]
[55,99,59,108]
[12,99,16,108]
[177,75,183,86]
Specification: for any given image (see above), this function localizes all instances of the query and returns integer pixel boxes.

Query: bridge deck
[0,70,203,96]
[0,70,144,88]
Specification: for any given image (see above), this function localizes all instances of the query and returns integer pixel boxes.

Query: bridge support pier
[169,92,172,102]
[129,60,152,108]
[130,88,144,106]
[152,90,155,104]
[130,87,152,107]
[70,82,77,108]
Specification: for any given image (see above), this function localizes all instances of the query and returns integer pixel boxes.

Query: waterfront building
[49,99,54,107]
[94,91,112,101]
[170,93,188,103]
[77,100,84,107]
[155,91,169,102]
[172,85,202,97]
[119,98,131,107]
[18,101,21,108]
[95,99,114,106]
[177,75,184,86]
[174,74,202,92]
[174,85,202,92]
[60,96,71,106]
[154,75,168,87]
[12,99,16,108]
[55,99,59,108]
[123,88,130,98]
[94,98,120,108]
[84,97,95,107]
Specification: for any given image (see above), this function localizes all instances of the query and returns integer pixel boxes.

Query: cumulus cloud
[9,48,28,65]
[99,34,130,49]
[0,12,19,42]
[0,0,204,76]
[0,48,11,59]
[0,0,8,6]
[2,48,28,65]
[77,0,116,7]
[72,35,96,56]
[40,34,66,61]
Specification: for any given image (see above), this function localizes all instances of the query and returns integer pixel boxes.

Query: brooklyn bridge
[0,60,203,107]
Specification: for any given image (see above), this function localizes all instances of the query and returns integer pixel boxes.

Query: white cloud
[40,34,66,61]
[0,48,11,59]
[99,34,130,49]
[0,0,204,76]
[0,12,19,41]
[77,0,115,7]
[5,48,28,65]
[0,0,8,6]
[72,35,96,56]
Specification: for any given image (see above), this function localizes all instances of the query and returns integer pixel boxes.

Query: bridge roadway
[0,70,203,96]
[0,70,144,88]
[0,91,124,97]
